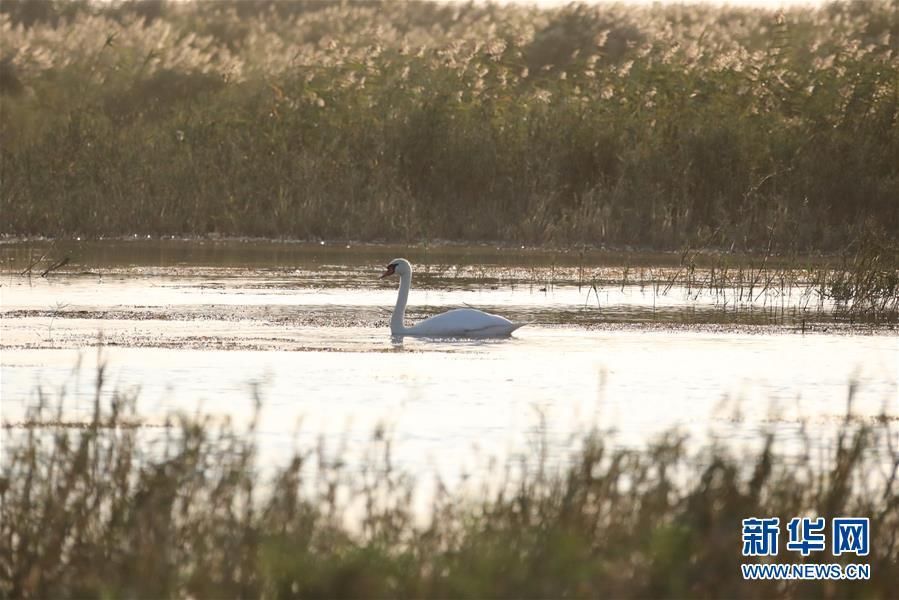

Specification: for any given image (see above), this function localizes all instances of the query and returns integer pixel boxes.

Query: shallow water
[2,239,897,477]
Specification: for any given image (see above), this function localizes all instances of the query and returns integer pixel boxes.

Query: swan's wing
[406,309,524,337]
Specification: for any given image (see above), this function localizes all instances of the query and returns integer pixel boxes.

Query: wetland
[2,239,896,474]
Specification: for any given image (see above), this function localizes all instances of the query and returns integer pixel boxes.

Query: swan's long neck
[391,271,411,335]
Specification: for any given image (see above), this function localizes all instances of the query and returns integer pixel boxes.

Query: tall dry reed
[1,1,897,250]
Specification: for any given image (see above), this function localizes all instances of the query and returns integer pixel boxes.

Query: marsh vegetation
[2,0,897,249]
[2,374,898,599]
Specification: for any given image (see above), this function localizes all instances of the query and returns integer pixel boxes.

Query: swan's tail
[506,321,531,336]
[462,322,529,338]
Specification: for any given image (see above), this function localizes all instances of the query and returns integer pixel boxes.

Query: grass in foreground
[1,0,897,250]
[2,371,898,598]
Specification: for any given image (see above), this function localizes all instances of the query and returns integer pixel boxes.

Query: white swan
[380,258,526,338]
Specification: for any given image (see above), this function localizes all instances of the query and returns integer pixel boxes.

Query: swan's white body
[382,258,525,338]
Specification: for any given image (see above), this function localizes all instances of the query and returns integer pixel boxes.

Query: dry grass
[1,368,898,598]
[0,0,897,250]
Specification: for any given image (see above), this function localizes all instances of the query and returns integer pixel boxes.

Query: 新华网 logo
[740,516,870,581]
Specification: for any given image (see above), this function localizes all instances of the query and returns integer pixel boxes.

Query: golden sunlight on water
[2,240,896,481]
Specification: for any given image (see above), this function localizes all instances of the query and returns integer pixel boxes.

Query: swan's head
[380,258,411,279]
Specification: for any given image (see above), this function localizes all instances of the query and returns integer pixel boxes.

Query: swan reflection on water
[389,333,524,348]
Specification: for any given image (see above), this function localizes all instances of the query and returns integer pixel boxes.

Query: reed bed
[1,371,898,598]
[1,0,897,250]
[563,235,899,322]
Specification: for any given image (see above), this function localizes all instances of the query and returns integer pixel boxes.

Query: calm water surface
[2,240,897,478]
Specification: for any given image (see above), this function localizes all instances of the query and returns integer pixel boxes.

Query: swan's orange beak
[379,264,396,279]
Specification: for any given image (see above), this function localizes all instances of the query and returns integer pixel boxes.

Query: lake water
[2,239,897,479]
